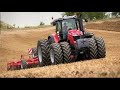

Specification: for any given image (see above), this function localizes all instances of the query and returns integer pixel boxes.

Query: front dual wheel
[37,40,72,66]
[50,43,63,64]
[49,42,73,64]
[37,39,51,66]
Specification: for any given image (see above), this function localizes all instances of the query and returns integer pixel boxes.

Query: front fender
[48,34,59,43]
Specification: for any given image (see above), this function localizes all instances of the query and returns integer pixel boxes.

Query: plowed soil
[0,20,120,78]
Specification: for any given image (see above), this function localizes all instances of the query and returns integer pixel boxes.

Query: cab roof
[51,15,77,25]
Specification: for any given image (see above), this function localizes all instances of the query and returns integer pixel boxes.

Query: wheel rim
[21,64,23,69]
[38,46,42,63]
[50,49,54,64]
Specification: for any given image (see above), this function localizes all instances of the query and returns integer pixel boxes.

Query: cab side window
[76,20,80,30]
[56,22,61,33]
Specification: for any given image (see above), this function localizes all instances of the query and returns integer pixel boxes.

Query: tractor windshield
[62,19,78,31]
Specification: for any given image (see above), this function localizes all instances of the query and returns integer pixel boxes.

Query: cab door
[56,21,62,40]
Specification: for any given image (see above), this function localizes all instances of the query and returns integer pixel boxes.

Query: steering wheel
[68,27,73,30]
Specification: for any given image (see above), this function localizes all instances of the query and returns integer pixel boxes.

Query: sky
[1,12,63,28]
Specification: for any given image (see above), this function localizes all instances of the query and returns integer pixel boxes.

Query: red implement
[7,56,39,71]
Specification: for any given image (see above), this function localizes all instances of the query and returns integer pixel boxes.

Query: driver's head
[64,22,67,26]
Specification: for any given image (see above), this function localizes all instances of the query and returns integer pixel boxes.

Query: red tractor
[7,15,106,70]
[36,15,106,66]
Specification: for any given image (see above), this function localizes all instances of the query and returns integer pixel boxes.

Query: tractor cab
[50,15,87,45]
[56,17,81,40]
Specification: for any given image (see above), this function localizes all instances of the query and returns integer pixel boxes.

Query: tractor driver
[62,22,68,40]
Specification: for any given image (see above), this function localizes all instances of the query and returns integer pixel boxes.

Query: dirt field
[0,20,120,78]
[85,19,120,32]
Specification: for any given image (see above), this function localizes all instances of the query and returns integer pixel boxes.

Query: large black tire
[37,39,51,66]
[21,60,27,69]
[50,43,63,65]
[60,42,72,63]
[88,38,97,59]
[94,37,106,58]
[32,47,37,57]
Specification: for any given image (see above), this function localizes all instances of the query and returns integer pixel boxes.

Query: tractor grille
[73,36,80,41]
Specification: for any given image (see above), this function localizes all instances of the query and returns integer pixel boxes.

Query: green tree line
[63,12,120,20]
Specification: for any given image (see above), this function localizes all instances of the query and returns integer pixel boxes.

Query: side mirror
[51,21,56,26]
[53,22,56,26]
[85,19,88,22]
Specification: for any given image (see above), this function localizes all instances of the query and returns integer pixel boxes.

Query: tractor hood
[68,30,83,36]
